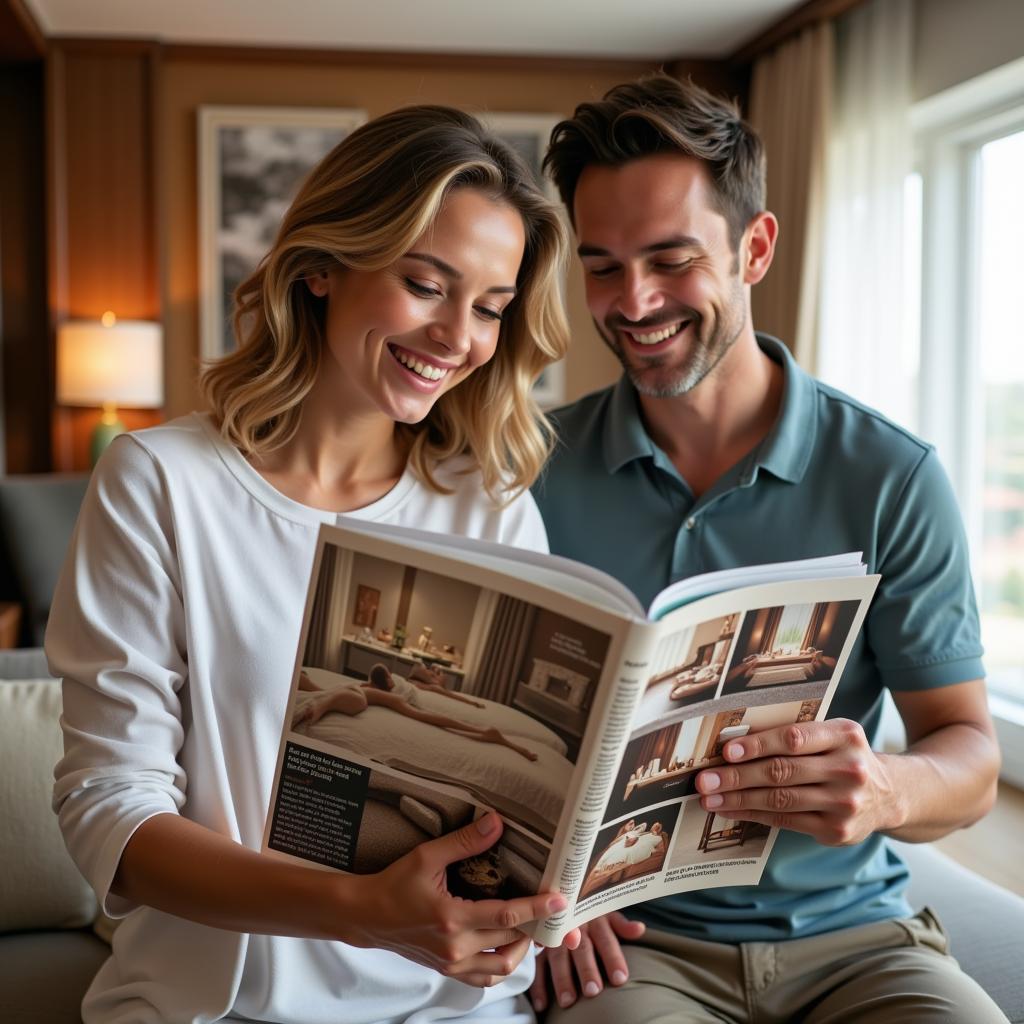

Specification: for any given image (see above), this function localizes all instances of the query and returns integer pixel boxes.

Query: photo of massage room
[288,540,611,846]
[347,767,550,902]
[666,794,772,870]
[634,613,739,727]
[604,697,822,822]
[578,804,681,902]
[719,600,860,699]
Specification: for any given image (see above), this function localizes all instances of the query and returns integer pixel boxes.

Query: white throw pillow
[0,678,98,931]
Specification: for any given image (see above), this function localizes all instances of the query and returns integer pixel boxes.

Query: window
[975,130,1024,703]
[913,57,1024,783]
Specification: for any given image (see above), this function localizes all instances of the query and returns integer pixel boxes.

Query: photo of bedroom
[578,805,680,902]
[719,600,860,698]
[604,697,823,822]
[289,541,611,844]
[347,766,550,901]
[634,613,739,727]
[666,795,772,870]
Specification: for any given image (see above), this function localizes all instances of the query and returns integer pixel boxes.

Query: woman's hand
[342,812,569,987]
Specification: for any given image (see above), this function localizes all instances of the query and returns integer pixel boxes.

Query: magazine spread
[261,522,880,946]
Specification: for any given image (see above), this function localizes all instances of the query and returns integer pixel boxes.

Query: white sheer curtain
[817,0,915,425]
[748,21,833,368]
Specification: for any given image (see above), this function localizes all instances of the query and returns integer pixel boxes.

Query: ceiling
[25,0,805,60]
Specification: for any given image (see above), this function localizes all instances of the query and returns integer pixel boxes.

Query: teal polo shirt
[533,334,984,942]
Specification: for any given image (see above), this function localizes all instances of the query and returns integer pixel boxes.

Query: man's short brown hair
[544,73,765,249]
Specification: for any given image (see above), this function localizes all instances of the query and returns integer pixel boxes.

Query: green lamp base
[90,412,126,466]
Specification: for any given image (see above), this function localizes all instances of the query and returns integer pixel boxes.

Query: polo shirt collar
[601,332,817,485]
[603,373,656,474]
[747,333,817,485]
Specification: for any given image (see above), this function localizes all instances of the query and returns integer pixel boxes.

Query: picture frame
[353,584,381,630]
[479,113,567,408]
[478,112,561,201]
[198,105,366,361]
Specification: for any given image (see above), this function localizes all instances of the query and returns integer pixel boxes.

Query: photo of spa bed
[578,805,680,901]
[292,666,572,841]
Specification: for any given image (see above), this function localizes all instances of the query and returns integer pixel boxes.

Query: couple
[47,74,1004,1024]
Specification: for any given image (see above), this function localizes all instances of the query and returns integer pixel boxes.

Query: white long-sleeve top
[47,413,547,1024]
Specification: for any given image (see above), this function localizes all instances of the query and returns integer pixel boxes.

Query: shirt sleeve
[47,435,189,917]
[497,488,550,554]
[868,447,985,691]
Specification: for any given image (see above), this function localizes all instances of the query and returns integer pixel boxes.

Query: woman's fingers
[416,811,505,873]
[464,890,568,933]
[440,934,533,984]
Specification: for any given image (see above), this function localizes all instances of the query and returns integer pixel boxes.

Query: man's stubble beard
[598,275,748,399]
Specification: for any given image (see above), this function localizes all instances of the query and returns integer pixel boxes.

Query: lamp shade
[56,319,164,408]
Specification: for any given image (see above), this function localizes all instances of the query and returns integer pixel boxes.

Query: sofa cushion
[0,929,108,1023]
[0,676,98,931]
[899,840,1024,1023]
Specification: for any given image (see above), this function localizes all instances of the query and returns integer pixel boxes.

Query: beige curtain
[748,21,834,372]
[473,595,535,705]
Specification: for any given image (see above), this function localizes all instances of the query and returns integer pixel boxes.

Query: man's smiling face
[573,153,750,398]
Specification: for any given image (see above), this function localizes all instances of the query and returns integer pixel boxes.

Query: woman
[47,106,573,1024]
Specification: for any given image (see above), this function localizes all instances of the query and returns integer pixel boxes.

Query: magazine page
[566,574,879,930]
[260,522,648,931]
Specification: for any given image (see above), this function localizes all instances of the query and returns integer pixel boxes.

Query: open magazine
[261,521,879,946]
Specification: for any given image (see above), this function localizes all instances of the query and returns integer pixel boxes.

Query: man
[530,74,1005,1022]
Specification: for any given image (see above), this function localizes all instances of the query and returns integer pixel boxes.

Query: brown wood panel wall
[34,41,745,471]
[0,62,49,473]
[47,42,163,471]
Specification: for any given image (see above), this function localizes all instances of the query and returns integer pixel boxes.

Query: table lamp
[56,312,164,464]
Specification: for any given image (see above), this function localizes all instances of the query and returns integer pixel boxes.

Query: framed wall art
[198,105,366,360]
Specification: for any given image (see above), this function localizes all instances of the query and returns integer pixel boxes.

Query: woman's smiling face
[309,188,526,425]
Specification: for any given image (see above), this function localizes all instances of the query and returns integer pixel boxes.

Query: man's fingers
[701,782,836,815]
[528,950,552,1013]
[588,913,632,987]
[567,928,604,998]
[607,909,647,942]
[719,719,865,764]
[697,740,871,797]
[545,943,580,1009]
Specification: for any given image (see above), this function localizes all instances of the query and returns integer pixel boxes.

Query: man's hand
[696,719,902,846]
[529,911,646,1012]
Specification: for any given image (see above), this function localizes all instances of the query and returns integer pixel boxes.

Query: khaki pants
[543,909,1008,1024]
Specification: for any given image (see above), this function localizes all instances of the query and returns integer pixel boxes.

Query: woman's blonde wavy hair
[201,104,569,500]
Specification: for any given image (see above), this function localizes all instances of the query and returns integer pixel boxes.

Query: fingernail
[704,794,723,809]
[546,895,567,913]
[725,742,744,760]
[532,995,546,1012]
[584,982,601,997]
[559,991,575,1007]
[612,970,628,986]
[701,771,720,791]
[475,812,497,835]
